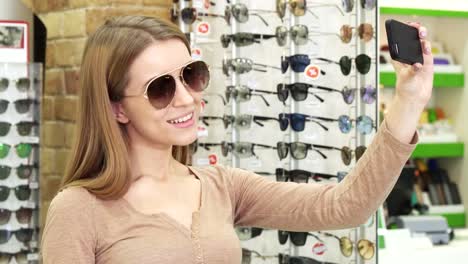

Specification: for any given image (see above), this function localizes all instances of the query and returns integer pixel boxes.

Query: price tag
[197,126,208,138]
[247,159,262,168]
[27,253,39,260]
[196,158,209,166]
[196,22,211,36]
[208,154,218,165]
[29,181,39,189]
[26,201,36,208]
[312,242,327,255]
[304,65,321,80]
[191,47,202,60]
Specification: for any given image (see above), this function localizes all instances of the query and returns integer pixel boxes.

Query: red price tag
[312,242,327,255]
[197,22,210,35]
[304,65,321,80]
[208,154,217,165]
[192,48,202,60]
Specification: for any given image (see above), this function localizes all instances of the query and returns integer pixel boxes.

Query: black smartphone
[385,19,424,65]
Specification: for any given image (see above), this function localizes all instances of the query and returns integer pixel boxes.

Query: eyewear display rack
[174,1,378,263]
[0,62,41,263]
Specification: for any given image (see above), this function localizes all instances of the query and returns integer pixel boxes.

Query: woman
[41,16,433,263]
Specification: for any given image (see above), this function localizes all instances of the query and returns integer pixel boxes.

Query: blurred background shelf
[411,143,465,158]
[429,205,466,228]
[380,7,468,18]
[380,65,465,88]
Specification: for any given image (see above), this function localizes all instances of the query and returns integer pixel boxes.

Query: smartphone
[385,19,424,65]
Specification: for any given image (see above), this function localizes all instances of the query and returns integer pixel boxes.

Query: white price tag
[196,158,210,166]
[192,0,203,9]
[29,181,39,189]
[26,201,36,208]
[27,253,39,260]
[29,241,38,248]
[196,22,211,36]
[247,159,262,168]
[197,126,208,138]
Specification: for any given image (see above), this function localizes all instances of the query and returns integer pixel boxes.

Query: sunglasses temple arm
[250,13,269,27]
[253,94,270,107]
[252,117,265,127]
[308,119,329,131]
[310,92,324,103]
[306,9,319,19]
[309,84,341,93]
[307,233,324,243]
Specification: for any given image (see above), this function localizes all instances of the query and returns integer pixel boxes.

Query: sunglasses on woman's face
[0,164,36,180]
[0,143,37,159]
[0,121,37,137]
[315,54,372,75]
[0,77,35,92]
[276,0,345,19]
[171,7,224,25]
[275,168,338,183]
[225,85,277,106]
[123,60,210,110]
[281,55,327,75]
[319,231,375,260]
[201,114,278,130]
[277,142,338,160]
[235,227,263,241]
[221,33,275,48]
[340,23,375,44]
[338,114,374,134]
[0,99,37,115]
[278,230,322,247]
[0,185,31,202]
[278,113,335,132]
[0,228,34,244]
[0,207,33,225]
[221,141,276,158]
[0,251,28,264]
[224,3,274,26]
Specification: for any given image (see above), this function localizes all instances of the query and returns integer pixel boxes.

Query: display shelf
[380,7,468,18]
[429,205,466,228]
[411,142,464,158]
[380,65,465,88]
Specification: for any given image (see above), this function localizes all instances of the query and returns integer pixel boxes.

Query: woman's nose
[171,77,195,107]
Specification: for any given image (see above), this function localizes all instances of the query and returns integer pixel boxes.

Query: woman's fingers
[406,22,427,39]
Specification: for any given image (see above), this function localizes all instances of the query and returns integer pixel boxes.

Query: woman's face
[118,38,202,148]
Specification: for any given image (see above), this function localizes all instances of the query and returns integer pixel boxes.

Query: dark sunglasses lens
[241,248,252,264]
[341,146,352,165]
[15,185,31,201]
[251,227,263,238]
[0,166,11,180]
[290,83,308,101]
[16,252,28,264]
[278,230,289,244]
[361,85,376,104]
[0,100,8,114]
[183,61,210,92]
[147,75,176,109]
[0,78,8,91]
[356,146,367,161]
[0,209,11,225]
[290,55,310,72]
[357,115,373,134]
[339,56,352,75]
[221,142,229,157]
[220,35,230,48]
[290,232,307,246]
[276,26,288,46]
[356,54,371,74]
[181,7,196,24]
[16,78,30,91]
[278,114,289,131]
[291,170,308,183]
[16,229,33,243]
[290,143,307,160]
[0,186,9,201]
[17,164,33,179]
[233,34,254,47]
[342,87,356,104]
[281,56,289,73]
[0,122,11,136]
[338,115,352,134]
[361,0,376,10]
[15,99,33,114]
[342,0,355,12]
[275,168,287,182]
[16,121,34,136]
[277,142,288,160]
[0,230,11,244]
[16,208,33,224]
[290,114,306,132]
[276,84,289,102]
[233,4,249,23]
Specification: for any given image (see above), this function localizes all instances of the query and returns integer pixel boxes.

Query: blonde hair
[61,16,191,199]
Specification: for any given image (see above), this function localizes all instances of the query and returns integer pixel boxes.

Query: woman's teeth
[169,112,193,124]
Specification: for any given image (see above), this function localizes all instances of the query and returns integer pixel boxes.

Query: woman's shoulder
[49,186,96,214]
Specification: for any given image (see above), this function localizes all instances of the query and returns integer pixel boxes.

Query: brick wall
[21,0,172,228]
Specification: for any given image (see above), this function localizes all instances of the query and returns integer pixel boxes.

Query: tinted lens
[147,75,176,109]
[339,56,352,75]
[15,143,33,158]
[232,59,252,74]
[341,146,352,165]
[278,113,289,131]
[14,99,34,114]
[361,85,376,104]
[0,100,8,114]
[358,23,374,42]
[358,239,375,260]
[357,115,373,134]
[276,0,287,18]
[278,230,289,244]
[337,171,348,182]
[16,208,33,224]
[0,122,11,136]
[342,86,356,104]
[276,84,289,102]
[233,143,253,158]
[340,237,353,257]
[290,0,306,16]
[251,227,263,238]
[291,25,308,45]
[338,115,352,134]
[290,83,308,101]
[0,166,10,180]
[277,142,288,160]
[235,227,252,240]
[224,6,232,24]
[275,26,288,46]
[233,4,249,23]
[290,232,307,246]
[182,61,210,92]
[233,33,255,47]
[16,164,33,179]
[339,25,353,44]
[290,55,310,72]
[275,168,287,182]
[356,146,367,161]
[0,186,9,202]
[0,209,11,225]
[0,144,10,159]
[0,230,11,244]
[342,0,355,12]
[0,78,8,92]
[220,34,230,48]
[356,54,371,74]
[281,56,289,73]
[15,229,33,243]
[290,142,307,159]
[291,170,309,183]
[16,252,28,264]
[241,248,251,264]
[16,78,30,91]
[14,185,31,201]
[290,114,306,132]
[361,0,376,10]
[181,7,196,24]
[16,121,34,136]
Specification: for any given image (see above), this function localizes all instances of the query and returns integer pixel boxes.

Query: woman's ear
[111,102,129,124]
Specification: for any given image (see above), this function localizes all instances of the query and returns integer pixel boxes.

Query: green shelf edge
[380,71,465,88]
[411,143,464,158]
[429,212,466,228]
[380,7,468,18]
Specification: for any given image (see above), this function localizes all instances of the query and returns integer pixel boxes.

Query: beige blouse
[41,120,417,263]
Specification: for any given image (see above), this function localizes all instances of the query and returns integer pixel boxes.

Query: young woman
[41,16,433,263]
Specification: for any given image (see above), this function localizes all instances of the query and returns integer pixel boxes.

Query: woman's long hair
[61,16,191,199]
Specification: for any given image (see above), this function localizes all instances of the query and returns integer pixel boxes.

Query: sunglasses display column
[0,63,41,263]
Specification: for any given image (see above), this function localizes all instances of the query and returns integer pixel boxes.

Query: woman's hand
[385,23,434,143]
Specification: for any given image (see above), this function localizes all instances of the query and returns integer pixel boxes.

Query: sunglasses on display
[0,207,33,225]
[0,99,37,115]
[0,78,36,92]
[201,114,279,129]
[278,230,322,247]
[203,92,227,105]
[278,113,336,132]
[242,248,274,264]
[221,141,276,158]
[0,143,37,159]
[279,253,337,264]
[276,0,345,19]
[340,23,375,43]
[224,3,276,26]
[225,85,277,106]
[318,231,375,260]
[315,54,373,75]
[190,141,222,154]
[123,60,210,110]
[277,142,339,160]
[0,251,29,264]
[220,33,276,48]
[339,145,367,165]
[171,7,224,25]
[275,168,338,183]
[280,55,327,74]
[338,114,374,134]
[0,228,34,244]
[0,121,38,137]
[0,164,36,180]
[275,25,315,46]
[360,0,376,10]
[235,227,263,241]
[222,58,281,77]
[0,185,31,202]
